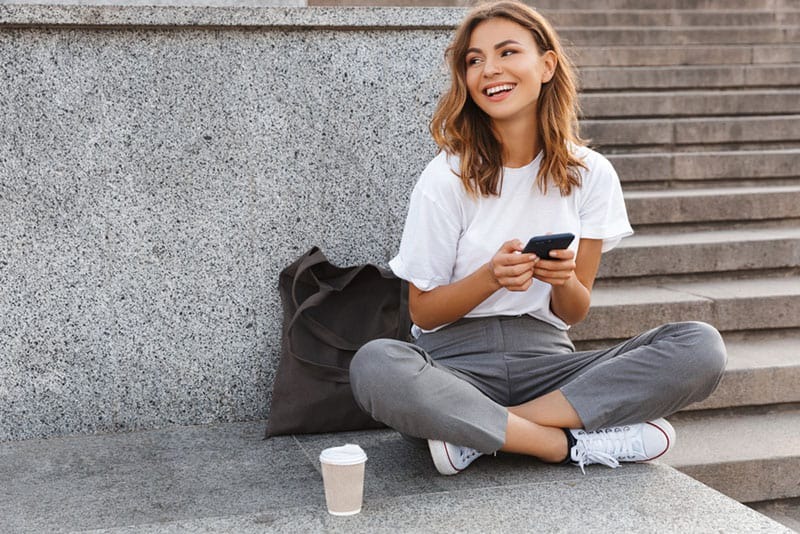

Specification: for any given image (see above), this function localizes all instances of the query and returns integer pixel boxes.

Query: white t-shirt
[389,145,633,333]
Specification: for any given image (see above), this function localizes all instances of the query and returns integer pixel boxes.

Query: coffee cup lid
[319,444,367,466]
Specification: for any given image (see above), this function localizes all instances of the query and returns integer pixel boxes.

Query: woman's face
[464,17,556,125]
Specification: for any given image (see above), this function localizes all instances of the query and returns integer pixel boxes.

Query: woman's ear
[541,50,558,83]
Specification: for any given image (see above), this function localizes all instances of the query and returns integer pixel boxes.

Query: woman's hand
[489,240,539,292]
[531,248,576,286]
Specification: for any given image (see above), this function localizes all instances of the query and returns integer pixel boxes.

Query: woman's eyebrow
[466,39,522,55]
[493,39,521,49]
[466,39,519,54]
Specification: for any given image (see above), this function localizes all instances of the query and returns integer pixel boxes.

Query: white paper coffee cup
[319,444,367,516]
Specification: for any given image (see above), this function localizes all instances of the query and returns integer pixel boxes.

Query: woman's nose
[483,58,502,77]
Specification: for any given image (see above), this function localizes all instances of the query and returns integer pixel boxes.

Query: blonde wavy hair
[431,0,586,197]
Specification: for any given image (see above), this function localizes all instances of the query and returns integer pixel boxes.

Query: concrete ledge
[0,4,468,28]
[0,422,790,533]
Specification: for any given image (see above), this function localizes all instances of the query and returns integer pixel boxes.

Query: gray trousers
[349,316,727,454]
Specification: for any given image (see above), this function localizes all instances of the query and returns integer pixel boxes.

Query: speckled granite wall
[0,6,463,441]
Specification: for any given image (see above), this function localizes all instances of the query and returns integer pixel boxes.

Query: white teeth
[485,84,514,96]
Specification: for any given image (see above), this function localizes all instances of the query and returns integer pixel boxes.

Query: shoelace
[571,431,642,474]
[459,447,482,465]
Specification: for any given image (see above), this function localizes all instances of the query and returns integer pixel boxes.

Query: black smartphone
[522,232,575,259]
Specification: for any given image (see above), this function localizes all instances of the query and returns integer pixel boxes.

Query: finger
[496,262,536,279]
[503,273,534,290]
[506,278,534,292]
[547,248,575,260]
[535,258,576,271]
[499,239,524,254]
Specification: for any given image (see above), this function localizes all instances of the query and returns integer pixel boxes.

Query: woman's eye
[501,49,516,57]
[467,57,483,66]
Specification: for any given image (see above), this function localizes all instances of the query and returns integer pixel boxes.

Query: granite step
[749,498,800,533]
[625,185,800,226]
[608,149,800,185]
[572,45,800,67]
[569,275,800,341]
[685,329,800,411]
[597,227,800,279]
[544,9,800,28]
[315,0,800,11]
[522,0,800,9]
[561,27,800,47]
[0,422,790,533]
[664,405,800,503]
[583,115,800,148]
[580,64,800,91]
[581,89,800,119]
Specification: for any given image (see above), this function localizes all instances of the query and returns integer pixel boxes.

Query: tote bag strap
[286,277,402,381]
[290,247,331,309]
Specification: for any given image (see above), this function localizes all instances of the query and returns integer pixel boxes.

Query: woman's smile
[483,82,517,101]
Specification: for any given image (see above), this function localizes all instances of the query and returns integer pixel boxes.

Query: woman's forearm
[409,263,500,330]
[549,274,591,325]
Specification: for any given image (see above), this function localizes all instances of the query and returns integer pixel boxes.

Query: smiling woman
[349,0,728,478]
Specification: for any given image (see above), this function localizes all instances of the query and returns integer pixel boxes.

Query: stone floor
[0,422,791,533]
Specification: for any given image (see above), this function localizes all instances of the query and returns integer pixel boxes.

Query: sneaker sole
[427,440,460,476]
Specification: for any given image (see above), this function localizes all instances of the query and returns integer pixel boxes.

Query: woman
[350,0,727,475]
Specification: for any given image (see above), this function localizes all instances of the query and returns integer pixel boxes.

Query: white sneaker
[569,418,676,474]
[427,439,483,475]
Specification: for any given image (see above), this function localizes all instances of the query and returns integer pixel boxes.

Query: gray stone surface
[0,14,454,441]
[749,498,800,533]
[0,4,465,27]
[0,423,790,533]
[583,116,800,147]
[597,227,800,279]
[580,65,800,91]
[570,277,800,341]
[665,405,800,503]
[609,149,800,183]
[686,329,800,410]
[624,186,800,225]
[581,89,800,117]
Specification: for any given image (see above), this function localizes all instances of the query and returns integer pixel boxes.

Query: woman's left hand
[531,248,576,287]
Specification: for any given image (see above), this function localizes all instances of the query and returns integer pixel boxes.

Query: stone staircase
[528,0,800,524]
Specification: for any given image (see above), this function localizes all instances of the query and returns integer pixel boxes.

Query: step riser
[548,12,800,28]
[573,45,800,67]
[312,0,800,10]
[676,459,800,502]
[527,0,800,8]
[569,293,800,341]
[581,65,800,91]
[562,28,800,47]
[597,239,800,279]
[686,366,800,411]
[583,117,800,147]
[581,90,800,119]
[609,151,800,183]
[625,192,800,225]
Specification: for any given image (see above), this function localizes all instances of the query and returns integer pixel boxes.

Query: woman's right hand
[488,240,539,292]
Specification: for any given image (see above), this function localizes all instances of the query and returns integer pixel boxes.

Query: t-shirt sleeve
[389,162,463,291]
[578,155,634,252]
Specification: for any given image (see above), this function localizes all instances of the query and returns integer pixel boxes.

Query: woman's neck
[494,115,540,168]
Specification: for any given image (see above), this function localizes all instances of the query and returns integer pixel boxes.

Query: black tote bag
[265,247,412,437]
